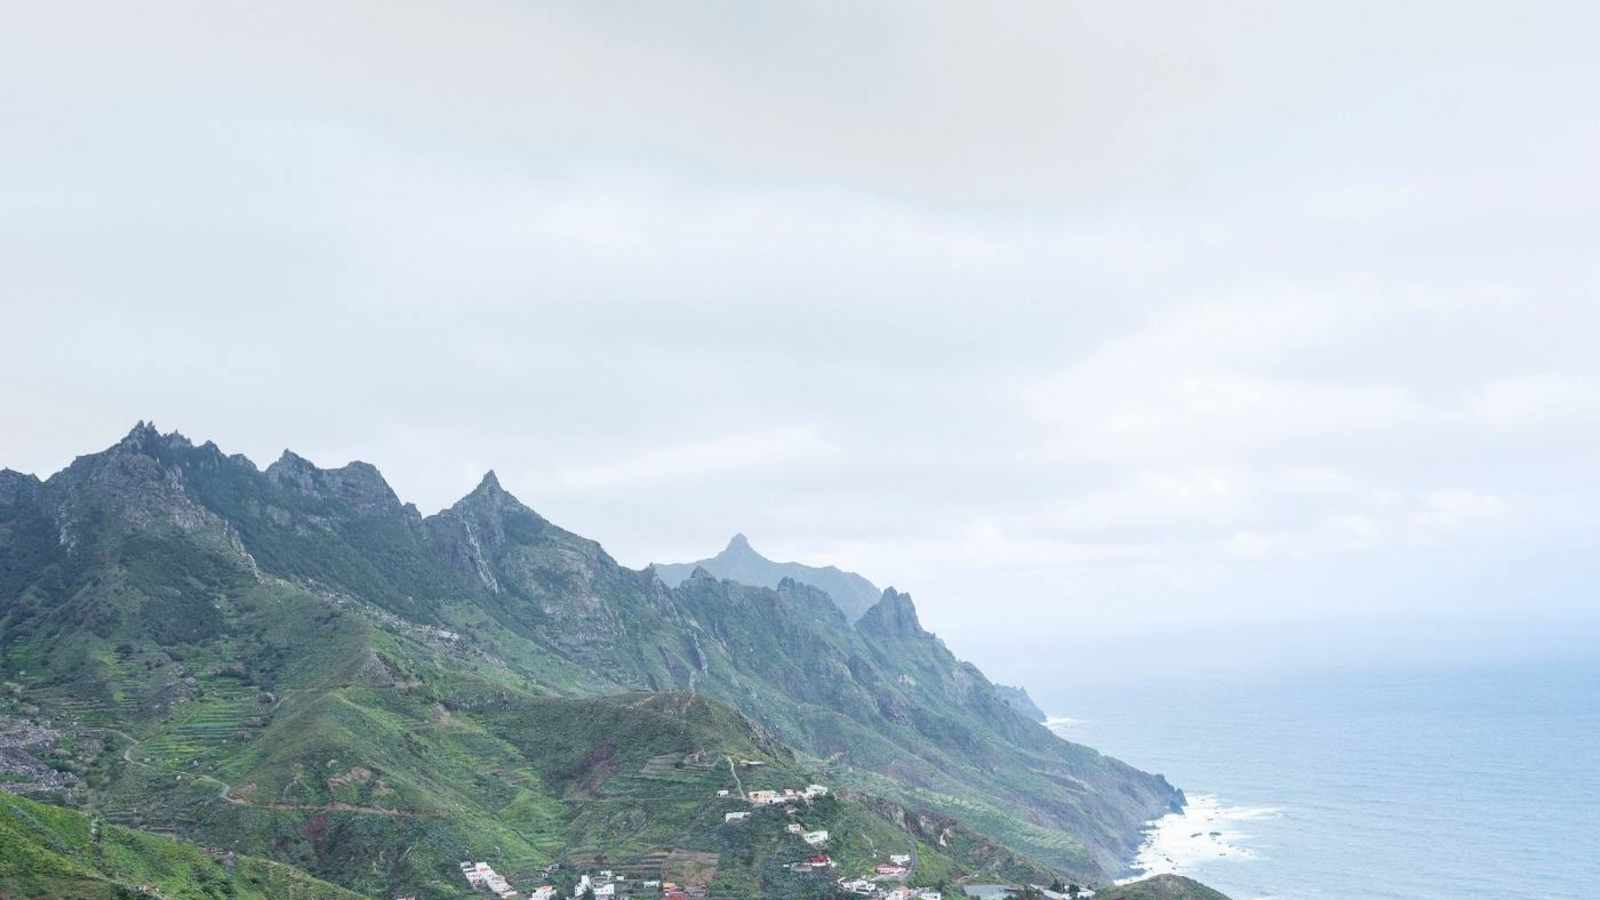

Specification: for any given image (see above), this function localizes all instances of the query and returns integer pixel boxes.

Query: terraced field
[137,684,265,770]
[26,685,147,729]
[597,751,730,802]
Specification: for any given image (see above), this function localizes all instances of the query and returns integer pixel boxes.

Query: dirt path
[724,755,746,800]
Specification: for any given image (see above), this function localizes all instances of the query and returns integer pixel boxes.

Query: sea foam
[1120,793,1278,883]
[1043,715,1274,883]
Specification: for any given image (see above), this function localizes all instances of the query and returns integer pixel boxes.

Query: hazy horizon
[5,2,1597,680]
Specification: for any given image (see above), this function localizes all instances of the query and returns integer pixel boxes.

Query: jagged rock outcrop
[856,587,928,638]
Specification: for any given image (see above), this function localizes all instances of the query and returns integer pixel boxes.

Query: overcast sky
[3,1,1596,684]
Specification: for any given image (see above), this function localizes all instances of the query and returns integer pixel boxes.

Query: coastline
[1045,713,1265,886]
[1119,793,1275,884]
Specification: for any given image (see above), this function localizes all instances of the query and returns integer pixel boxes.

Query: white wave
[1118,793,1278,883]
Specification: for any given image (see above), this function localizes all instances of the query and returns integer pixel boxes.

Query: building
[528,888,557,900]
[805,855,833,868]
[918,893,943,900]
[802,829,829,846]
[462,861,518,897]
[725,811,750,822]
[747,789,780,805]
[875,863,909,877]
[717,789,730,797]
[889,854,912,866]
[837,879,875,895]
[787,823,804,834]
[802,784,829,798]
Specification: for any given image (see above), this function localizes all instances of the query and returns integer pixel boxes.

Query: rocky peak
[723,532,753,555]
[123,419,161,443]
[264,449,316,481]
[447,470,532,521]
[264,450,403,516]
[464,470,508,503]
[0,468,42,507]
[427,470,554,571]
[114,421,193,457]
[856,587,927,639]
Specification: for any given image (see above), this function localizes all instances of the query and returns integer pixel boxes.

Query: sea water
[1042,660,1600,900]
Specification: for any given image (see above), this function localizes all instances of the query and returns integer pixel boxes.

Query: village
[444,755,1107,896]
[447,775,925,900]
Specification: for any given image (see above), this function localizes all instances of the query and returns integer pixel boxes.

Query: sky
[3,1,1597,683]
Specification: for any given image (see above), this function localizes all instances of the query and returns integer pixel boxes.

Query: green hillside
[0,788,363,900]
[1095,875,1232,900]
[0,424,1196,898]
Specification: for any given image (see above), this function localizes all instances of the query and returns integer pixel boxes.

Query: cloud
[2,0,1597,674]
[540,426,838,492]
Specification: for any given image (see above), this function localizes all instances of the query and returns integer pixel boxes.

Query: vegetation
[1094,875,1233,900]
[0,788,362,899]
[0,426,1196,898]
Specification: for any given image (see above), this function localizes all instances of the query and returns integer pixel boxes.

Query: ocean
[1041,660,1600,900]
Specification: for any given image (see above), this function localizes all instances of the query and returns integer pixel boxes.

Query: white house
[787,823,804,834]
[802,784,829,798]
[890,853,912,866]
[725,811,750,822]
[717,789,730,797]
[802,830,830,846]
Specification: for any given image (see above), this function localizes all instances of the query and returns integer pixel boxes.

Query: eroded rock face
[856,587,927,639]
[264,451,408,521]
[423,470,683,679]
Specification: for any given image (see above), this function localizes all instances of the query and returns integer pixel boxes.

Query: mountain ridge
[0,423,1187,898]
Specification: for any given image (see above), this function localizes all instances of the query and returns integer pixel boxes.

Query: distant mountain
[651,533,883,621]
[0,423,1192,898]
[994,683,1048,722]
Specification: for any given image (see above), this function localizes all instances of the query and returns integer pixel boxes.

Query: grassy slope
[0,788,364,900]
[0,431,1181,897]
[3,571,1026,898]
[660,576,1173,877]
[1095,875,1233,900]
